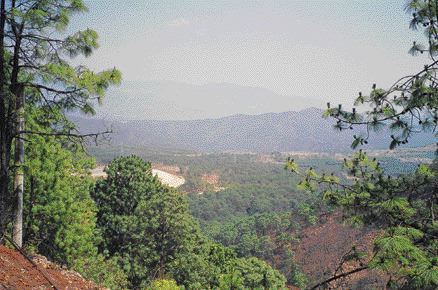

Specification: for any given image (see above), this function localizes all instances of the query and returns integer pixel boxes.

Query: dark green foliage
[93,155,287,289]
[24,109,96,265]
[93,155,166,287]
[219,257,287,290]
[169,239,237,288]
[0,0,121,234]
[24,125,95,265]
[203,213,304,285]
[92,145,432,287]
[73,255,129,289]
[173,239,287,289]
[23,108,128,288]
[91,147,345,287]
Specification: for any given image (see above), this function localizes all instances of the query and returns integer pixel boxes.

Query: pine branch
[18,130,112,139]
[310,266,368,289]
[27,84,81,95]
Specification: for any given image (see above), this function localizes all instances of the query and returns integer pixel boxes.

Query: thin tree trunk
[0,0,8,237]
[10,0,24,247]
[12,86,24,248]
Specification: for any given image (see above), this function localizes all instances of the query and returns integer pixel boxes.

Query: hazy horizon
[69,0,429,120]
[93,80,323,120]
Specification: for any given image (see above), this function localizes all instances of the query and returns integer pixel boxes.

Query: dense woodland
[90,145,435,287]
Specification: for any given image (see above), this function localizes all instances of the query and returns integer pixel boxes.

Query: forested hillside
[89,145,436,287]
[75,108,435,153]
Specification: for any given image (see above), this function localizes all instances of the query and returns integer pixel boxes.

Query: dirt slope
[0,245,100,289]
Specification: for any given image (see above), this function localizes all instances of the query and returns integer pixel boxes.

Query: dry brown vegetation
[295,213,388,289]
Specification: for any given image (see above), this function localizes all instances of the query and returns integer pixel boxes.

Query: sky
[70,0,429,109]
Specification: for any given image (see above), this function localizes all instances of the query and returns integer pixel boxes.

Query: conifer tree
[22,107,128,289]
[92,155,196,288]
[93,155,288,289]
[287,1,438,288]
[0,0,121,245]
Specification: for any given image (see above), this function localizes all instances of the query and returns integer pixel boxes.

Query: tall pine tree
[0,0,121,245]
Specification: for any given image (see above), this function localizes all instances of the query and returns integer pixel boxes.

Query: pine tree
[287,1,438,288]
[92,156,195,288]
[23,107,128,289]
[93,155,288,289]
[24,107,96,264]
[0,0,121,244]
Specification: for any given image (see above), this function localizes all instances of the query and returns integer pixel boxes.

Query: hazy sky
[71,0,428,107]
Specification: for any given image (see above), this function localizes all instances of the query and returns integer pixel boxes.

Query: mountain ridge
[95,80,323,120]
[75,107,435,153]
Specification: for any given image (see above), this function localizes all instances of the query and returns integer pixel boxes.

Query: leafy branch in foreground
[287,3,438,287]
[287,150,438,288]
[323,1,438,150]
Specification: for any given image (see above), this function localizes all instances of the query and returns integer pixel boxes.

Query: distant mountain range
[94,80,323,120]
[74,108,436,153]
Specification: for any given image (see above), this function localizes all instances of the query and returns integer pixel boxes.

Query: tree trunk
[12,86,24,248]
[0,0,8,238]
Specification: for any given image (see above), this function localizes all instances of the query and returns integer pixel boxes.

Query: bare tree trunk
[0,0,8,238]
[12,86,24,248]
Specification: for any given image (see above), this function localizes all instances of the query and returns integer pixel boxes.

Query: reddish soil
[201,173,220,185]
[0,245,101,289]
